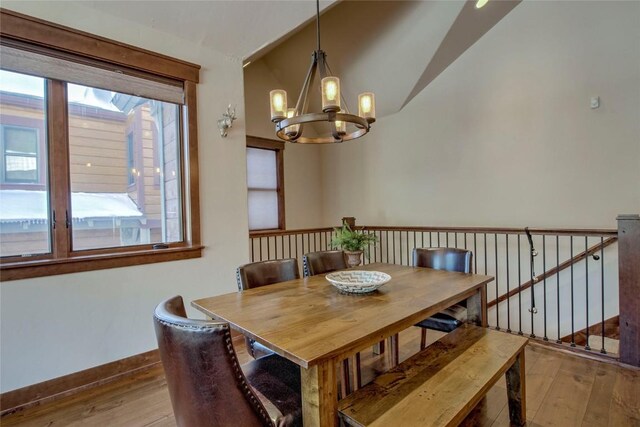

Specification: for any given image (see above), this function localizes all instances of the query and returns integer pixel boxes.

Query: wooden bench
[338,324,528,427]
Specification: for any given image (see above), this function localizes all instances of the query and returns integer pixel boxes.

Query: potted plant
[331,224,378,267]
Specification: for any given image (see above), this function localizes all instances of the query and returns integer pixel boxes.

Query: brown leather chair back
[413,247,473,273]
[153,296,272,427]
[236,258,300,291]
[303,250,348,277]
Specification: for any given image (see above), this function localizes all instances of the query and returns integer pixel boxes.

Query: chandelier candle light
[269,0,375,143]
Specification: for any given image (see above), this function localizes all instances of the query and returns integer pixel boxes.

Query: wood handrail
[249,227,335,238]
[361,225,617,237]
[487,236,618,308]
[249,225,618,239]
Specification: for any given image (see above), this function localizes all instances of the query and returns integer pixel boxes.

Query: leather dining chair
[237,258,300,359]
[413,247,473,349]
[302,250,348,277]
[153,295,302,427]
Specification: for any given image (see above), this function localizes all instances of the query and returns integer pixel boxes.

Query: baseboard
[0,349,161,416]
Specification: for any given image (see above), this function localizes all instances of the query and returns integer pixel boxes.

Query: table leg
[301,358,338,427]
[466,285,487,327]
[505,350,526,426]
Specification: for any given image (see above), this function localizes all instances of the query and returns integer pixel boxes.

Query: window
[0,10,202,280]
[67,83,183,251]
[0,72,50,257]
[3,125,39,183]
[246,136,285,230]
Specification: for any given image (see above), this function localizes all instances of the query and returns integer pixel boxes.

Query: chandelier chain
[316,0,321,52]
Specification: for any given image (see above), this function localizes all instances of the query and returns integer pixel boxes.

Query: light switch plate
[590,96,600,109]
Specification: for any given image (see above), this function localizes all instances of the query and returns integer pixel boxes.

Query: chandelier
[269,0,376,144]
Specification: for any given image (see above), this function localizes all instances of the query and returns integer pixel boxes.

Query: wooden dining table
[192,262,493,427]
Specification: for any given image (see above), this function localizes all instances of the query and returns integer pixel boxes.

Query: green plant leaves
[330,224,379,252]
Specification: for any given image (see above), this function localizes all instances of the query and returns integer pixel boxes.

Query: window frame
[0,9,202,281]
[246,136,285,231]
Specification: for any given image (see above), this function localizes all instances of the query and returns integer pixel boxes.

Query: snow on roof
[0,190,143,222]
[0,70,121,112]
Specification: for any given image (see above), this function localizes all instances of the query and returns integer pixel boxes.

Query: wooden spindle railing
[248,216,640,366]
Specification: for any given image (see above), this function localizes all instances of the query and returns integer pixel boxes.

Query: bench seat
[338,324,528,427]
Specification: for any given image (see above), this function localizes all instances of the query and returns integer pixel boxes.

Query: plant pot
[344,250,363,268]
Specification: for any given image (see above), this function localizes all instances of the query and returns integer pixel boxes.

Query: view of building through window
[67,83,183,251]
[0,71,50,257]
[0,70,183,256]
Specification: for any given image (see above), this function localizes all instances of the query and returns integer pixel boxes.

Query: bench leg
[420,328,427,350]
[505,351,526,426]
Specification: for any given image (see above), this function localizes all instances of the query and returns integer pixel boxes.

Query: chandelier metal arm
[294,53,317,115]
[289,53,319,140]
[316,51,328,80]
[300,56,317,116]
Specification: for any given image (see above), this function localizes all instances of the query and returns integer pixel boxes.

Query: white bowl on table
[325,270,391,294]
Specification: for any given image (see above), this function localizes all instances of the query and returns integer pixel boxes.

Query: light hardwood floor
[2,327,639,427]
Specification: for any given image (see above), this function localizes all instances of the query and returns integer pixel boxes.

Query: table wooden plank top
[192,263,493,368]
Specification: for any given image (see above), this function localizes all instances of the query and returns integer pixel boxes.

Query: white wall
[0,2,251,392]
[2,0,637,394]
[244,59,327,229]
[321,1,640,229]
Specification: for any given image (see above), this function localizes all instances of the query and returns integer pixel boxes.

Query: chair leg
[420,328,427,350]
[340,353,362,397]
[352,353,362,390]
[372,340,385,355]
[389,334,399,367]
[340,358,351,398]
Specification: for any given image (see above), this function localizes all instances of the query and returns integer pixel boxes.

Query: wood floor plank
[531,354,598,426]
[459,386,508,426]
[520,344,563,420]
[582,362,618,426]
[608,367,640,426]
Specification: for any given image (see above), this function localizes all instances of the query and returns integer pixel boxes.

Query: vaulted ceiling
[7,0,520,121]
[246,0,521,119]
[27,0,338,60]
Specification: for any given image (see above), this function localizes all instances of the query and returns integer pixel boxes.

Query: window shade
[246,148,277,189]
[247,190,279,230]
[0,45,184,104]
[246,147,279,230]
